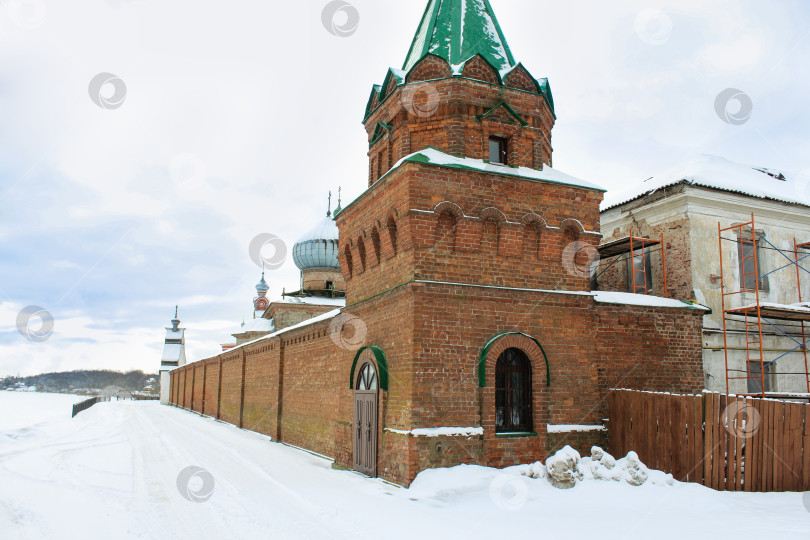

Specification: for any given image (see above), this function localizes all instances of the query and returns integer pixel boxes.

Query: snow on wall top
[601,154,810,211]
[402,0,516,73]
[593,291,710,311]
[389,147,604,192]
[278,296,346,307]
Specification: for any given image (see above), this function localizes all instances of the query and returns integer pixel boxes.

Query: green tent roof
[403,0,516,73]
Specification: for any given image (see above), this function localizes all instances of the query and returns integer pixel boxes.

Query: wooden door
[353,362,378,476]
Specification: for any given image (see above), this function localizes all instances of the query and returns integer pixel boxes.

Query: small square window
[489,137,508,165]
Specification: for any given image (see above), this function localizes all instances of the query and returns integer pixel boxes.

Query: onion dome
[292,214,340,270]
[256,271,269,294]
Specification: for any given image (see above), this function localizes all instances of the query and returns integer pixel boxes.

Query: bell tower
[361,0,556,187]
[336,0,604,305]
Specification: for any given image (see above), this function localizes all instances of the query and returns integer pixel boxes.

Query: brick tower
[335,0,608,482]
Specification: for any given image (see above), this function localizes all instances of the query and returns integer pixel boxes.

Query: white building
[599,155,810,396]
[159,307,186,405]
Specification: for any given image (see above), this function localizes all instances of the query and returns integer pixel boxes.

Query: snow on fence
[608,389,810,492]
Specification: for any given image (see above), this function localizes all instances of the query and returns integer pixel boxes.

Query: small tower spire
[327,190,332,218]
[334,186,342,216]
[171,306,180,331]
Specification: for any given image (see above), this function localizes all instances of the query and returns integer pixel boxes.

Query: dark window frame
[495,348,532,433]
[626,248,653,293]
[747,360,775,394]
[488,136,508,165]
[737,231,769,292]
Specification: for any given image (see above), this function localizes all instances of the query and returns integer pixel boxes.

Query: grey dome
[292,216,340,270]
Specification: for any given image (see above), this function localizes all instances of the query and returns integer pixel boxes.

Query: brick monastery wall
[170,281,704,486]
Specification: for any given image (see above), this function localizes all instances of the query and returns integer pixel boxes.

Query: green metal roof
[403,0,516,73]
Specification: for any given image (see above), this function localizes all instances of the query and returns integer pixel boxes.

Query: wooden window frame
[495,348,532,433]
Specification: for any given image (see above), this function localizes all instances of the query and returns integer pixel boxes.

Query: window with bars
[495,348,532,433]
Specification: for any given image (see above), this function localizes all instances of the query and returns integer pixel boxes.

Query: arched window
[357,237,367,272]
[386,216,398,255]
[344,245,354,278]
[370,227,381,264]
[356,362,378,391]
[495,348,532,432]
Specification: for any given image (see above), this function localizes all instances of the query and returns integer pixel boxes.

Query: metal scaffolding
[718,213,810,397]
[596,232,669,297]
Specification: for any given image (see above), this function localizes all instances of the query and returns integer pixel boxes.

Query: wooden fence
[608,389,810,492]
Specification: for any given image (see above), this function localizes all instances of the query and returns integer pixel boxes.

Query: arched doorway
[353,361,378,476]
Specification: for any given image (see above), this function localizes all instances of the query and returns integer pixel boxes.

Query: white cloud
[2,0,809,377]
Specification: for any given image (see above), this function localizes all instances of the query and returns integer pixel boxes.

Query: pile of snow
[519,446,673,489]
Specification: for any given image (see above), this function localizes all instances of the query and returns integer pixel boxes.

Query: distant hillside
[0,370,159,396]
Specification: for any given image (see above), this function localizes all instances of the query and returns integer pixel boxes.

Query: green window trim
[495,431,538,438]
[475,101,529,126]
[349,346,389,390]
[478,331,550,388]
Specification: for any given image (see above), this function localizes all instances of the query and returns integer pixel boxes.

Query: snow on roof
[403,0,516,73]
[165,328,184,341]
[222,308,342,355]
[592,291,710,311]
[237,318,274,334]
[601,154,810,211]
[277,296,346,307]
[389,147,604,192]
[160,343,183,362]
[295,215,339,244]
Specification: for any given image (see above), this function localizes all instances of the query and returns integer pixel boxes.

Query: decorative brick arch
[406,54,452,83]
[433,201,464,220]
[461,54,501,84]
[479,207,507,223]
[478,332,550,388]
[349,346,389,390]
[503,63,541,94]
[520,212,548,229]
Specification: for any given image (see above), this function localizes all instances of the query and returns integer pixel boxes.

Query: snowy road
[1,393,808,539]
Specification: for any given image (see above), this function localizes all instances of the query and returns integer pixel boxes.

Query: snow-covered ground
[0,391,808,539]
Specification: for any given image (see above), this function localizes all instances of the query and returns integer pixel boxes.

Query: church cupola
[254,271,270,315]
[362,0,556,187]
[290,192,346,296]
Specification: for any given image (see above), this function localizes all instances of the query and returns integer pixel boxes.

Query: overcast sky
[1,0,809,377]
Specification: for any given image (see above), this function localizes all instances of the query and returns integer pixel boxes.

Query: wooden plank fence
[608,389,810,492]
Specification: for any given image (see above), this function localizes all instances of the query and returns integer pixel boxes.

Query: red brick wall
[365,59,556,186]
[219,354,243,426]
[337,162,604,304]
[242,344,279,437]
[168,279,703,486]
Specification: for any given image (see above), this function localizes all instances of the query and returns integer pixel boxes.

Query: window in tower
[489,137,508,165]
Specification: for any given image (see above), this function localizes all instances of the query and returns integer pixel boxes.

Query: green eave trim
[478,332,550,388]
[350,346,389,390]
[476,101,529,126]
